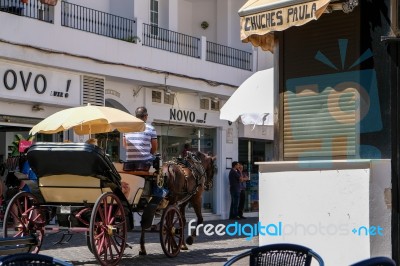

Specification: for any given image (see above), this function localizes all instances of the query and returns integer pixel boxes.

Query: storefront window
[239,139,272,213]
[155,123,216,211]
[95,132,120,162]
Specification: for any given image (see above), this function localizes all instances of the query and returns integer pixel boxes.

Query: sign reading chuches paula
[240,0,330,38]
[0,59,81,107]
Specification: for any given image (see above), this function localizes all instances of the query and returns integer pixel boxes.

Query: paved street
[39,217,259,266]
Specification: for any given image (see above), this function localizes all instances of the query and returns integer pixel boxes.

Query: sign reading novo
[240,0,330,37]
[170,108,207,124]
[0,59,81,106]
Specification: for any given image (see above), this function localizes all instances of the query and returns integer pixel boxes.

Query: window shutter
[82,76,104,106]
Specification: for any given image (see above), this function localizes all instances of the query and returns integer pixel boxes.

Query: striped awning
[239,0,331,52]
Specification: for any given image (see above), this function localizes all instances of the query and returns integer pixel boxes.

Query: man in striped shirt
[123,107,158,167]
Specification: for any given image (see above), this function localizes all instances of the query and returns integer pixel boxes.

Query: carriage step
[53,232,73,245]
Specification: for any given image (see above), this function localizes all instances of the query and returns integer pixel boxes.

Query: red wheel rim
[3,191,45,253]
[90,192,127,266]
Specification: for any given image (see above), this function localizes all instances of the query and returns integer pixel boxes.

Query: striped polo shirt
[124,123,157,161]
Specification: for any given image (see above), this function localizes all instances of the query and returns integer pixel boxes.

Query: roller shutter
[282,6,360,160]
[283,86,357,158]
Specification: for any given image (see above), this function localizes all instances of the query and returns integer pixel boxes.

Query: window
[211,99,220,111]
[150,0,159,35]
[200,98,209,110]
[164,92,174,105]
[152,90,161,103]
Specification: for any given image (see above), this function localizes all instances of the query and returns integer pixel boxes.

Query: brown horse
[139,151,216,255]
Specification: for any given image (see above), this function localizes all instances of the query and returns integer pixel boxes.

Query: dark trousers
[238,189,246,217]
[229,190,240,218]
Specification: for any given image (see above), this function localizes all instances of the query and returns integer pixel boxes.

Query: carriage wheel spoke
[160,206,183,257]
[3,192,44,253]
[90,193,126,266]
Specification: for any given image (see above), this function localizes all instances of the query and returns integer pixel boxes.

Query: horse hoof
[186,236,193,245]
[181,245,189,250]
[139,250,147,256]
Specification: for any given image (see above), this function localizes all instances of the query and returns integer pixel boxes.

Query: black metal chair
[0,253,73,266]
[349,256,396,266]
[224,243,324,266]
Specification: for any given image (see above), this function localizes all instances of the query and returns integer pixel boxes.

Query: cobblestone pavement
[39,217,258,265]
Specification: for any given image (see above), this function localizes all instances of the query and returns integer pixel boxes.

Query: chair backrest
[224,243,324,266]
[349,256,397,266]
[0,253,72,265]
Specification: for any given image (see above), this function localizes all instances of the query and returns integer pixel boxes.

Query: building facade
[0,0,273,219]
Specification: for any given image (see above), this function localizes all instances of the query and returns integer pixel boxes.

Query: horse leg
[186,194,203,245]
[139,227,147,255]
[179,203,189,250]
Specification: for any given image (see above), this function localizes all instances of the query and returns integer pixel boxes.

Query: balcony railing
[142,23,200,58]
[2,1,252,71]
[0,0,52,22]
[61,1,137,42]
[206,41,252,71]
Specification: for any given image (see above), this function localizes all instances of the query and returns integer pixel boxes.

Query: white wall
[177,1,193,37]
[258,160,392,265]
[67,0,110,13]
[191,0,217,42]
[133,0,149,22]
[110,0,135,20]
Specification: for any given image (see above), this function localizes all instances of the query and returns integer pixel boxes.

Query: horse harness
[164,153,206,203]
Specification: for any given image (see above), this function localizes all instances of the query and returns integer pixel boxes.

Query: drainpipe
[200,36,207,61]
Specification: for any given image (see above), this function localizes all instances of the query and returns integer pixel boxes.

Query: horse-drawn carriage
[1,142,215,265]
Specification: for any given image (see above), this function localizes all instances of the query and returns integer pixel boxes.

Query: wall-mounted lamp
[32,104,44,111]
[326,0,358,13]
[165,88,172,96]
[133,86,143,97]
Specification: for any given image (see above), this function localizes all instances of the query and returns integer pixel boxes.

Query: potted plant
[40,0,58,6]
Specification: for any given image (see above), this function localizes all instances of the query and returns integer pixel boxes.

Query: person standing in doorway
[229,161,242,220]
[238,163,249,219]
[181,143,191,158]
[123,106,158,169]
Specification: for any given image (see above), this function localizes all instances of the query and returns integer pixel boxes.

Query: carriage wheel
[89,192,127,266]
[86,232,93,254]
[3,191,45,253]
[159,205,184,258]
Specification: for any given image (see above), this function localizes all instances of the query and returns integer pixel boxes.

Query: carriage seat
[27,143,120,204]
[113,162,154,176]
[119,173,145,205]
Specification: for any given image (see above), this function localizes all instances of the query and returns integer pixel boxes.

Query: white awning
[239,0,331,52]
[220,68,274,126]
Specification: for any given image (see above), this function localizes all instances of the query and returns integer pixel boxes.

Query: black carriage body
[26,142,132,228]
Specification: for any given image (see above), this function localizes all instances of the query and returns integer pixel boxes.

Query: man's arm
[122,134,127,148]
[151,138,158,154]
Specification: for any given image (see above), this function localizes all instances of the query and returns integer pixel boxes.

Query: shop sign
[0,60,81,106]
[170,108,207,124]
[240,0,329,39]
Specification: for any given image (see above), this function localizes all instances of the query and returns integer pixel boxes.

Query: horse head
[193,151,216,191]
